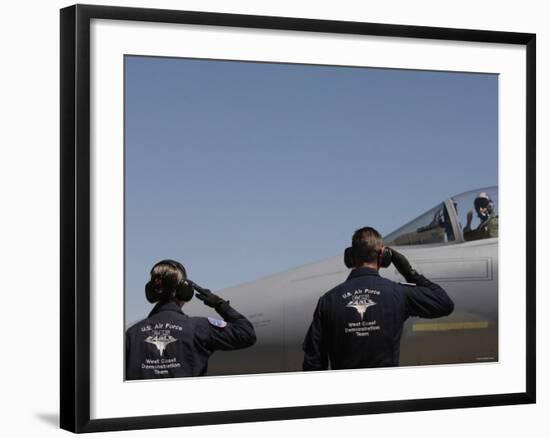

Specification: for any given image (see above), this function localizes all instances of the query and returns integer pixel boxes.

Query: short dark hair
[150,260,186,296]
[352,227,383,264]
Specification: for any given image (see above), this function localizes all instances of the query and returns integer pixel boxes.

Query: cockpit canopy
[384,187,498,246]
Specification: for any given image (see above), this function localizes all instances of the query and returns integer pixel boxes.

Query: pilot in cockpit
[463,192,498,241]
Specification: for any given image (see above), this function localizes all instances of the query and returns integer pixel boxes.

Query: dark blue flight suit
[126,300,256,380]
[302,267,454,370]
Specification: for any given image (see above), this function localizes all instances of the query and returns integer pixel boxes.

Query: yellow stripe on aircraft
[412,321,489,332]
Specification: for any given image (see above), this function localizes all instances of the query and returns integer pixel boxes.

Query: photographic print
[61,5,534,431]
[124,56,498,379]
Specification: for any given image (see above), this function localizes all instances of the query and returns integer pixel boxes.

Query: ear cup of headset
[344,246,355,268]
[145,280,162,303]
[175,279,194,302]
[378,247,393,268]
[165,260,194,302]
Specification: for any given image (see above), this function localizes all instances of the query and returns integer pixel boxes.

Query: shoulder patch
[207,317,227,328]
[399,281,417,287]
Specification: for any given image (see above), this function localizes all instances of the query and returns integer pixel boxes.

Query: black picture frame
[60,4,536,433]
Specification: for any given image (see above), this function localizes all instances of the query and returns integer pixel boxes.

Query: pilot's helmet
[474,192,494,218]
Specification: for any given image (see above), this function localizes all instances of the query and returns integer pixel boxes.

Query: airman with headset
[125,260,256,380]
[302,226,454,371]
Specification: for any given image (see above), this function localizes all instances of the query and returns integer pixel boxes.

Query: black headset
[145,259,195,303]
[344,246,392,269]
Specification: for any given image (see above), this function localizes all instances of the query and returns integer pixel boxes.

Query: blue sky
[124,56,497,324]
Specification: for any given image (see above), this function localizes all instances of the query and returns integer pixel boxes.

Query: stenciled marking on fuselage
[412,321,489,332]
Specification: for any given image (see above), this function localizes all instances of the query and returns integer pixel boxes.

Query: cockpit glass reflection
[384,203,455,246]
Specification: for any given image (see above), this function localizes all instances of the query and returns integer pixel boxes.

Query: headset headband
[146,259,193,303]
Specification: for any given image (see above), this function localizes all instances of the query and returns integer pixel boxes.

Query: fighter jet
[187,186,499,375]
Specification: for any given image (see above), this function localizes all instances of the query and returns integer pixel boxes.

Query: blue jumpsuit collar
[148,300,186,318]
[347,266,380,280]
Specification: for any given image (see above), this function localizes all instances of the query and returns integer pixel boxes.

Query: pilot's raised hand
[391,249,420,284]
